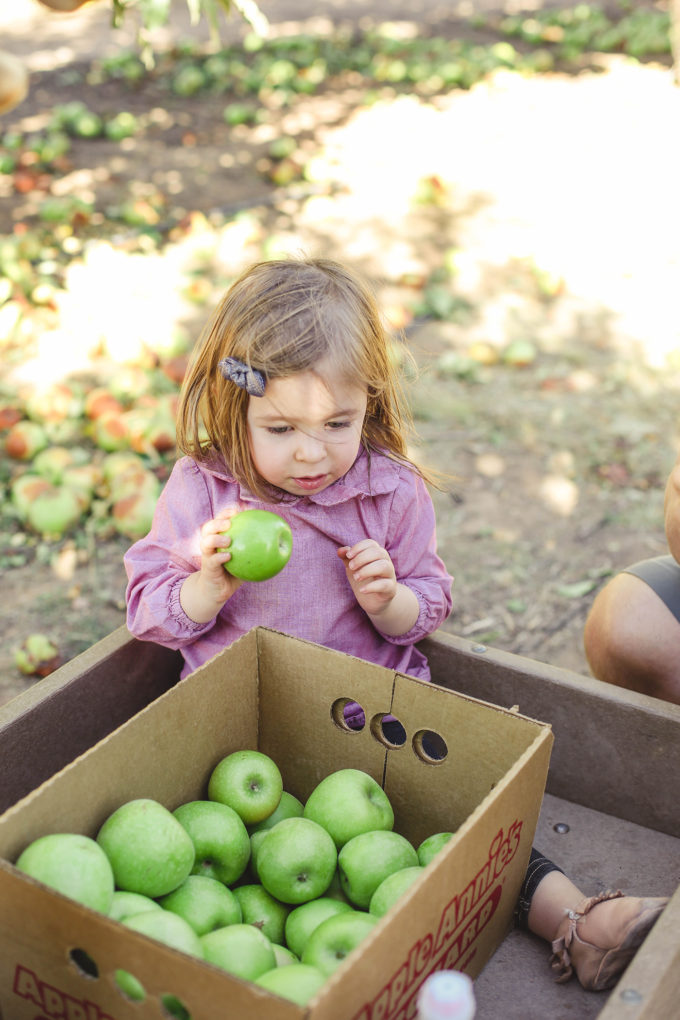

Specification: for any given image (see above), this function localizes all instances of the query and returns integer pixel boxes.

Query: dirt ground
[1,0,679,707]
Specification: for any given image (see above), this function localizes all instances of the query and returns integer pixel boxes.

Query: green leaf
[556,579,598,599]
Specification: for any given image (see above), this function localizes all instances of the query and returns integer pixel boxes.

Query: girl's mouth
[294,474,328,491]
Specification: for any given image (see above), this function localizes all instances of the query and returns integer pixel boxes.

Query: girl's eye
[266,426,291,435]
[327,420,351,430]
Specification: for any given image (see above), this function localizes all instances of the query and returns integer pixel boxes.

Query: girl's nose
[294,431,325,462]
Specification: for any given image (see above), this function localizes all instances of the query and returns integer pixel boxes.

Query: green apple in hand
[417,831,454,867]
[220,509,292,582]
[173,799,250,886]
[208,749,283,826]
[201,923,276,981]
[16,832,114,913]
[301,910,378,976]
[285,896,353,959]
[256,817,337,905]
[159,875,242,936]
[233,883,290,944]
[255,963,326,1006]
[368,865,425,917]
[303,768,394,849]
[97,799,195,898]
[338,830,419,909]
[248,790,304,834]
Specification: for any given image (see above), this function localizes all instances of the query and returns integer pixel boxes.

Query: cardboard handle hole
[331,697,365,731]
[69,947,99,979]
[371,715,407,748]
[412,729,448,764]
[114,967,147,1002]
[161,992,192,1018]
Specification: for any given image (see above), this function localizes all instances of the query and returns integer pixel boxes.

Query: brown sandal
[549,890,668,992]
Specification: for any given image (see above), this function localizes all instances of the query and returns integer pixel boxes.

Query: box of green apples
[0,627,552,1019]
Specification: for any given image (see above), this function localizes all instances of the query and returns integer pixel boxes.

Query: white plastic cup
[417,969,476,1020]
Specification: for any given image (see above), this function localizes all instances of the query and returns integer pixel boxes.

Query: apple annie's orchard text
[13,965,114,1020]
[351,820,523,1020]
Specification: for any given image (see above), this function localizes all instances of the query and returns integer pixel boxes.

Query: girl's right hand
[180,508,244,622]
[197,507,245,603]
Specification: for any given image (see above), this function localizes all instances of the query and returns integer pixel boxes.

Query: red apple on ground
[303,768,394,849]
[5,420,48,460]
[219,509,293,582]
[208,749,283,826]
[14,633,61,677]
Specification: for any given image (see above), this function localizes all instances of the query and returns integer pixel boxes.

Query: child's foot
[549,891,668,991]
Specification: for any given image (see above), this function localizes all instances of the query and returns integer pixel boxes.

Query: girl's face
[246,368,368,497]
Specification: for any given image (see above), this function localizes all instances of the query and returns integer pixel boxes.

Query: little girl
[125,257,666,994]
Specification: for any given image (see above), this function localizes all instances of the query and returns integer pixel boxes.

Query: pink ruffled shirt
[124,448,453,683]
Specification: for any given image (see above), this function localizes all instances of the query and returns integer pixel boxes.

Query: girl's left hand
[338,540,397,617]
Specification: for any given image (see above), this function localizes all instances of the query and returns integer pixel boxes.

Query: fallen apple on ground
[219,508,293,582]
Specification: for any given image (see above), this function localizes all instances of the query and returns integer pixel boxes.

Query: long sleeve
[373,470,453,645]
[124,458,224,649]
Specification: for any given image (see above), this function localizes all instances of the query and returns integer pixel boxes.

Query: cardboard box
[0,627,552,1020]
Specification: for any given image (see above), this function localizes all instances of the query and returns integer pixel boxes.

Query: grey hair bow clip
[218,357,266,397]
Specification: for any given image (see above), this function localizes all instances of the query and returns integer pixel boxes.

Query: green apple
[220,509,293,582]
[256,818,337,905]
[96,798,195,898]
[338,830,419,909]
[116,908,203,1000]
[248,790,304,834]
[324,867,352,904]
[109,891,162,922]
[301,911,378,976]
[233,883,290,944]
[368,866,425,917]
[123,908,204,957]
[255,963,326,1006]
[200,923,276,981]
[159,875,242,935]
[284,896,353,959]
[15,833,114,913]
[173,799,250,885]
[273,943,299,967]
[417,831,454,867]
[303,769,394,849]
[243,828,270,884]
[208,749,283,826]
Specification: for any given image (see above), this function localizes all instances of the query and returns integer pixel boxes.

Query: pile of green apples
[14,750,454,1009]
